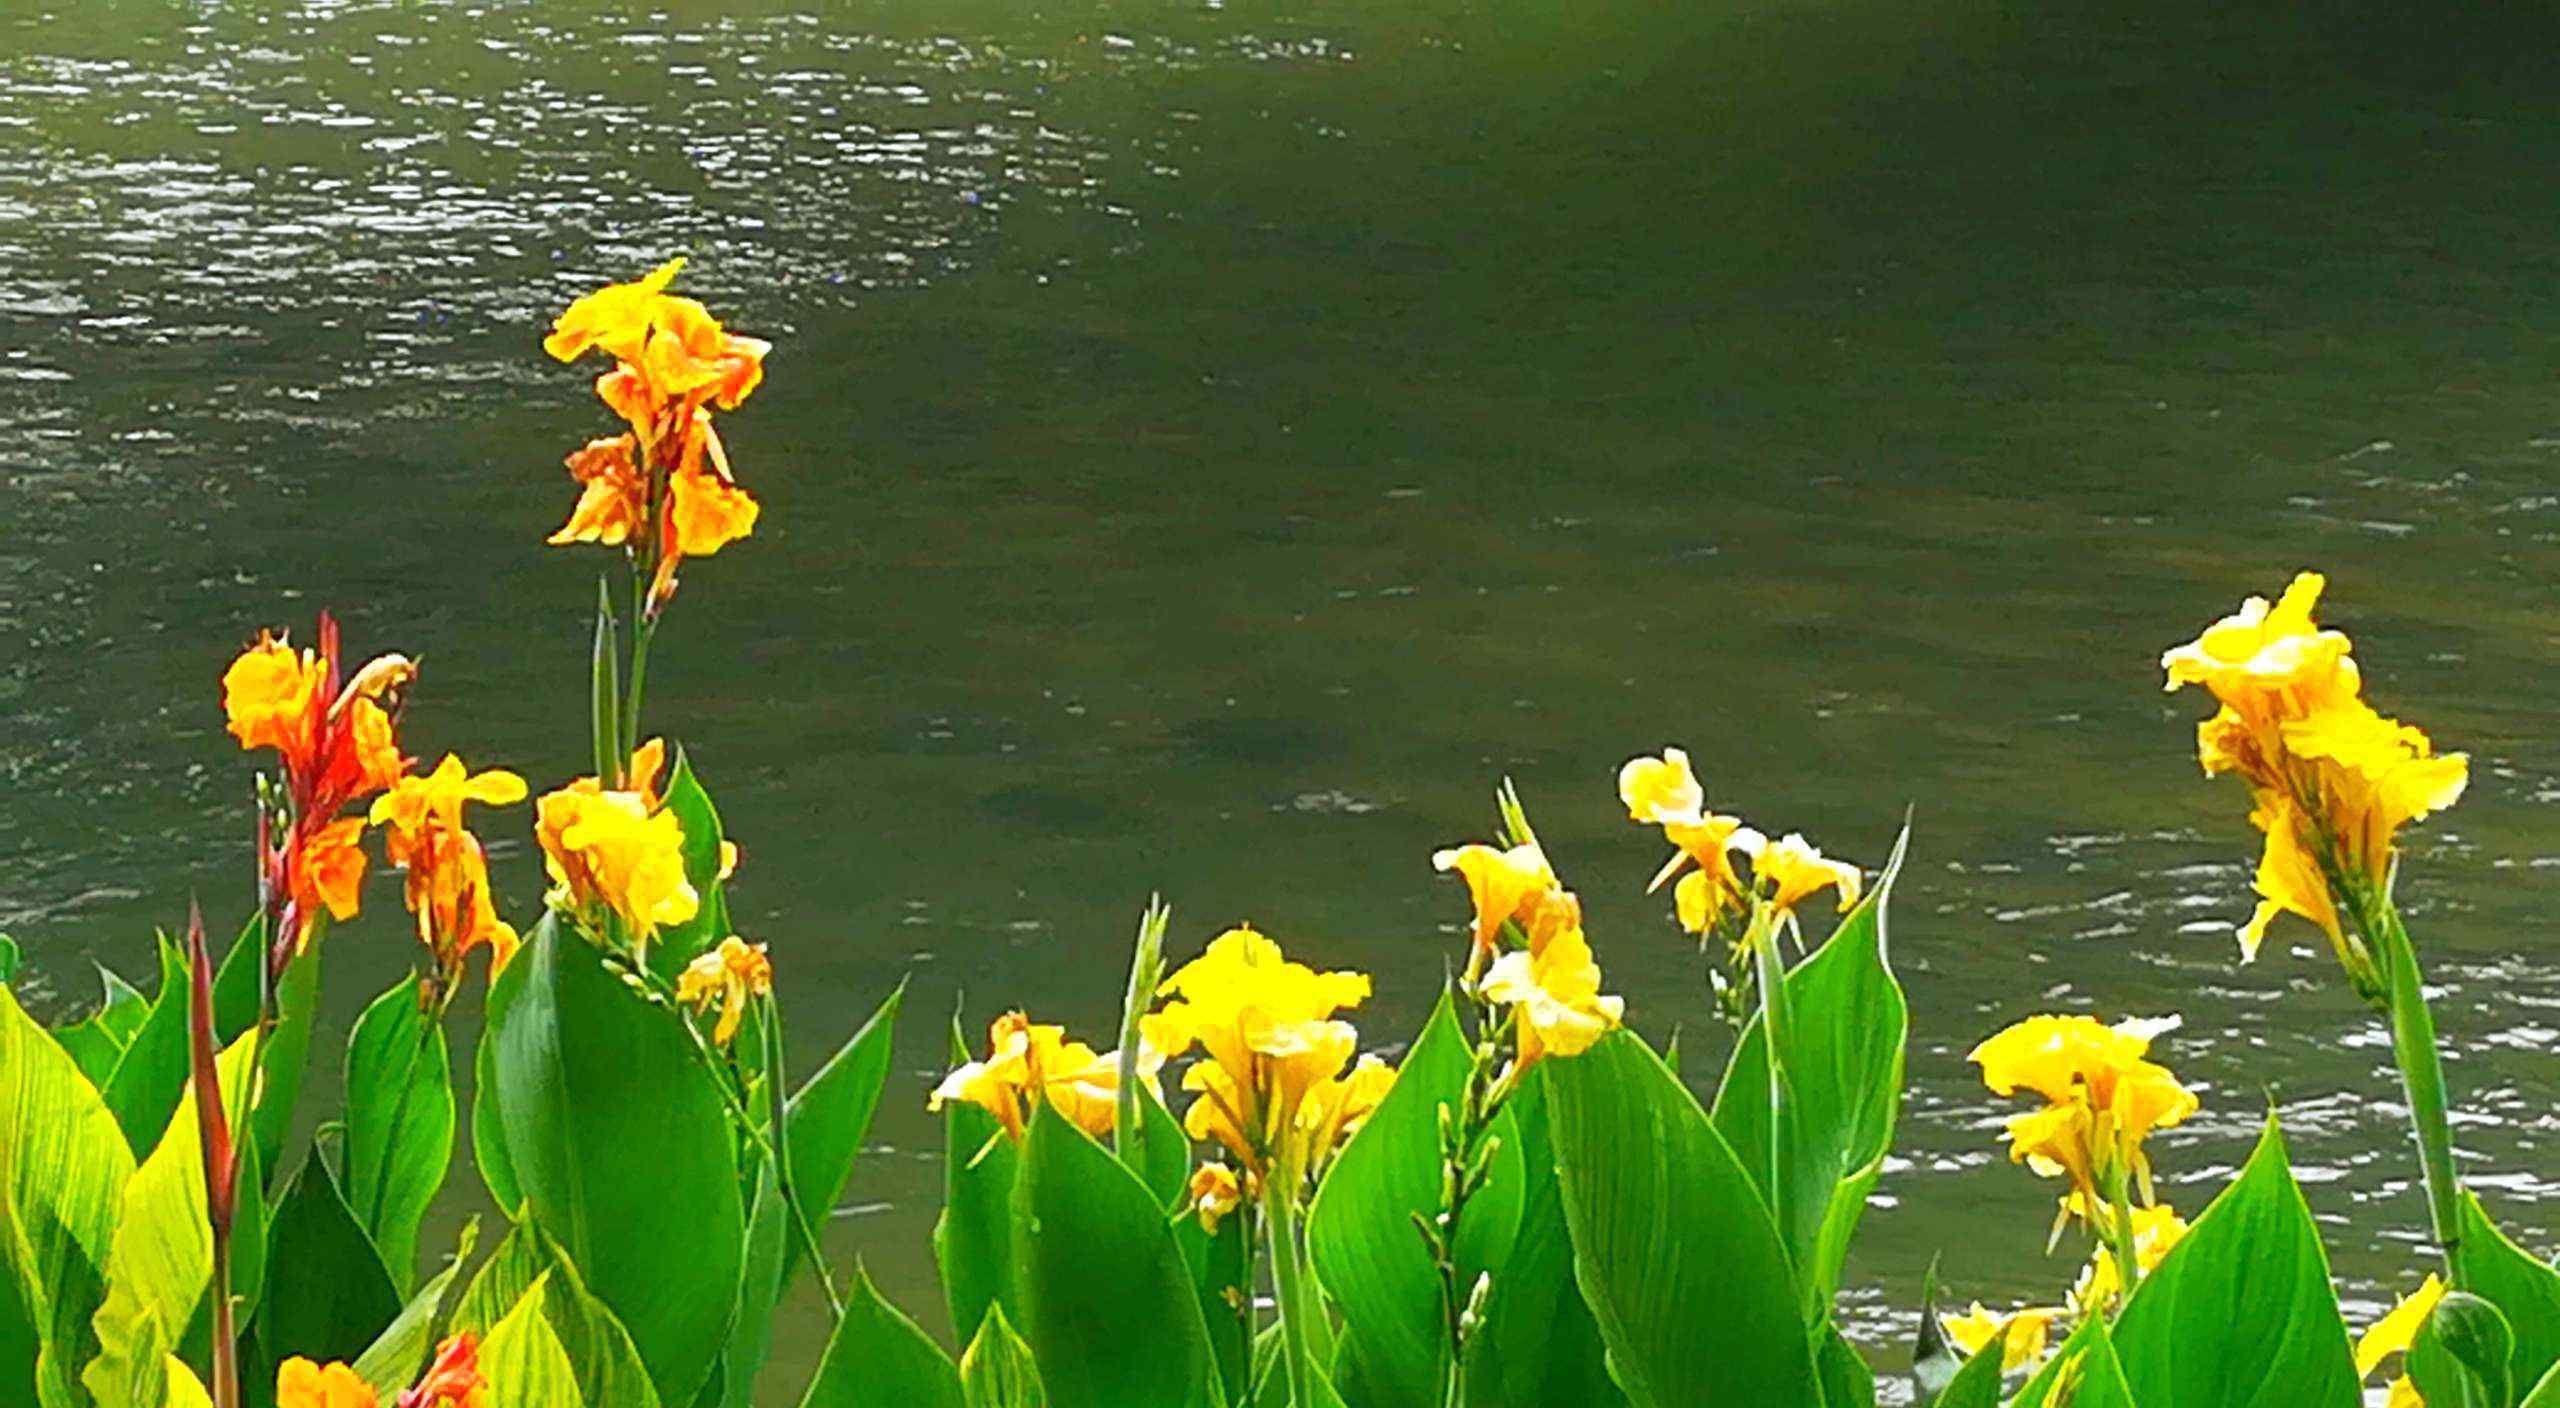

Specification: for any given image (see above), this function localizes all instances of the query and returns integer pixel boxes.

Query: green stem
[623,612,658,768]
[1113,899,1168,1170]
[209,1236,239,1408]
[2373,901,2468,1290]
[1747,908,1800,1257]
[1269,1175,1320,1407]
[2101,1165,2144,1310]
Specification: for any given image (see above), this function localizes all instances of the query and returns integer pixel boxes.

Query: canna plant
[4,251,2559,1408]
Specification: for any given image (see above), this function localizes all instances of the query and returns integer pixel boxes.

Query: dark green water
[7,0,2560,1392]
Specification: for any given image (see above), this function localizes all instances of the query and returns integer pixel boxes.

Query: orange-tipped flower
[544,260,770,615]
[278,1359,378,1408]
[395,1332,488,1408]
[371,755,530,1000]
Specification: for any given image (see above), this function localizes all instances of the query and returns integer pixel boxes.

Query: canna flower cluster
[931,1010,1163,1142]
[1619,748,1861,1020]
[534,739,701,954]
[1433,812,1626,1065]
[1143,926,1394,1188]
[222,615,414,963]
[1940,1302,2062,1373]
[544,259,769,614]
[1970,1014,2197,1218]
[2162,572,2468,979]
[2066,1196,2187,1312]
[369,754,527,1005]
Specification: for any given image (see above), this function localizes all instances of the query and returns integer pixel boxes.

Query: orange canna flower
[292,816,371,926]
[549,435,648,547]
[371,756,529,996]
[396,1332,489,1408]
[278,1358,378,1408]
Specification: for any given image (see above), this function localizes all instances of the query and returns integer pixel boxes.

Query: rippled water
[7,0,2560,1392]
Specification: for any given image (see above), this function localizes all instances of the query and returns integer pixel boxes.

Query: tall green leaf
[99,937,192,1156]
[648,749,730,982]
[1174,1203,1252,1406]
[959,1300,1047,1408]
[449,1221,661,1408]
[799,1265,964,1408]
[1011,1108,1224,1408]
[1710,827,1909,1317]
[938,1016,1020,1343]
[51,967,150,1090]
[473,943,527,1213]
[0,984,136,1408]
[1544,1030,1821,1408]
[487,916,741,1408]
[253,1156,400,1378]
[344,974,455,1290]
[482,1277,587,1408]
[2108,1116,2357,1408]
[779,983,903,1291]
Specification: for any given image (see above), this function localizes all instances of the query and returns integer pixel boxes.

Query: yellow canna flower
[1618,748,1705,824]
[1971,1014,2196,1209]
[1151,926,1374,1181]
[549,435,648,547]
[224,633,328,757]
[1293,1052,1397,1173]
[2357,1275,2445,1408]
[930,1012,1160,1141]
[1751,831,1863,922]
[1480,924,1625,1066]
[677,936,774,1047]
[2164,573,2467,969]
[534,785,699,944]
[278,1358,378,1408]
[544,258,686,364]
[1939,1303,2061,1372]
[1189,1161,1246,1234]
[1431,841,1566,962]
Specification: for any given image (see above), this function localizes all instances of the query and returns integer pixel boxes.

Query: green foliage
[253,1156,400,1387]
[1545,1029,1821,1407]
[483,915,741,1408]
[1710,827,1910,1321]
[779,982,903,1291]
[0,984,135,1408]
[449,1220,661,1408]
[49,967,147,1090]
[959,1302,1047,1408]
[2450,1192,2560,1395]
[1174,1199,1252,1406]
[800,1266,963,1408]
[481,1277,588,1408]
[351,1220,477,1397]
[2411,1289,2515,1408]
[2106,1118,2359,1408]
[649,748,731,983]
[1011,1108,1224,1408]
[937,1016,1021,1345]
[344,973,454,1290]
[1460,1075,1619,1408]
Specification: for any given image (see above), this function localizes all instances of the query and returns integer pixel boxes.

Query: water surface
[7,0,2560,1391]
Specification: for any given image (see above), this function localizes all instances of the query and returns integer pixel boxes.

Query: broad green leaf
[99,937,192,1156]
[0,936,16,985]
[2012,1313,2141,1408]
[1544,1030,1821,1408]
[1462,1077,1620,1408]
[2525,1358,2560,1408]
[0,984,136,1408]
[345,974,455,1290]
[2410,1288,2514,1408]
[717,1169,787,1408]
[101,920,316,1181]
[53,967,150,1089]
[1174,1202,1252,1406]
[1129,1087,1191,1213]
[780,983,903,1291]
[938,1015,1020,1343]
[473,943,527,1213]
[254,1157,400,1378]
[799,1265,964,1408]
[1926,1338,2005,1408]
[450,1220,662,1408]
[1306,992,1471,1408]
[960,1300,1047,1408]
[2449,1192,2560,1394]
[1011,1108,1223,1408]
[165,1354,212,1408]
[2109,1117,2357,1408]
[482,1277,587,1408]
[487,916,741,1408]
[84,1031,259,1408]
[1710,827,1910,1315]
[648,748,730,982]
[352,1219,479,1397]
[1817,1324,1877,1408]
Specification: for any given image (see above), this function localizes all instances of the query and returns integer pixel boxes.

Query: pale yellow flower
[677,936,773,1046]
[1939,1303,2061,1372]
[1480,924,1624,1065]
